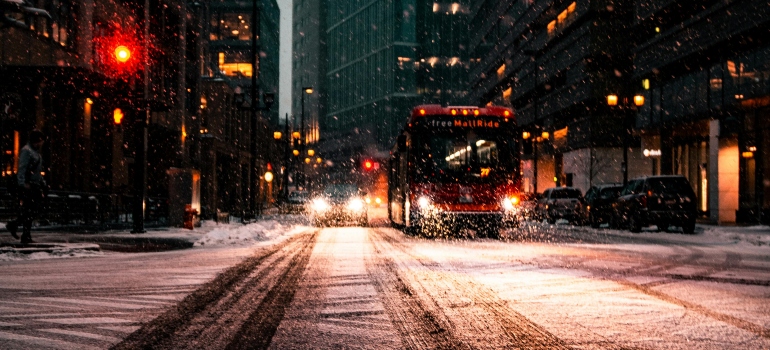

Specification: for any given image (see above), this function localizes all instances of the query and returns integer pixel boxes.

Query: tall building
[632,0,770,224]
[469,0,770,224]
[197,0,280,217]
[0,0,200,222]
[469,1,649,194]
[293,0,471,167]
[291,0,326,149]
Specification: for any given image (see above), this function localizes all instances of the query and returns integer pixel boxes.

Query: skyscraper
[295,0,471,162]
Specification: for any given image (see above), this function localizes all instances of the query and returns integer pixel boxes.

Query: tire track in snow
[366,233,465,349]
[111,230,318,349]
[372,228,570,349]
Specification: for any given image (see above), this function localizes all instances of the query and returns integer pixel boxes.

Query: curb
[0,242,101,254]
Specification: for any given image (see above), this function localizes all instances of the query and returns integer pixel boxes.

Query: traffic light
[113,108,124,125]
[362,159,379,171]
[94,30,142,79]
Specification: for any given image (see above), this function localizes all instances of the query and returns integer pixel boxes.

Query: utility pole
[132,0,150,233]
[250,0,261,218]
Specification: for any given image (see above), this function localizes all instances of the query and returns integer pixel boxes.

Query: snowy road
[1,213,769,349]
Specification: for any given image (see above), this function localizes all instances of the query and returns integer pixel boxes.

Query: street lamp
[523,128,549,193]
[300,86,313,189]
[606,93,645,185]
[274,113,292,200]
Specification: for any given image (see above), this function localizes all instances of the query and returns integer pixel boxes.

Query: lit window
[451,3,460,14]
[568,2,576,13]
[547,20,556,34]
[557,9,568,24]
[642,79,650,90]
[503,87,512,99]
[433,3,439,12]
[497,64,506,77]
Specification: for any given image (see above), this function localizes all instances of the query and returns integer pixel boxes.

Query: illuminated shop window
[218,52,253,77]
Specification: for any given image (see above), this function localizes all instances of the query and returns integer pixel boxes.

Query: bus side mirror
[397,135,407,152]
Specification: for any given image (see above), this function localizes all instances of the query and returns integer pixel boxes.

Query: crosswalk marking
[88,296,175,306]
[0,330,102,350]
[38,317,135,325]
[30,297,154,310]
[98,325,141,333]
[39,328,122,342]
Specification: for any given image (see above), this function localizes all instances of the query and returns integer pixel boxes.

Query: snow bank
[0,248,103,261]
[194,219,311,247]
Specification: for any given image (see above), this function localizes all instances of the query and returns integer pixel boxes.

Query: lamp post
[523,129,549,193]
[274,114,291,200]
[606,93,645,185]
[300,86,313,189]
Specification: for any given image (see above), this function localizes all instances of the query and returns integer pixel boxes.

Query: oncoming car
[309,184,369,227]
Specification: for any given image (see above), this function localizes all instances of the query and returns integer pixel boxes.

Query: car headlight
[417,196,431,209]
[502,195,520,211]
[311,198,329,212]
[347,198,365,211]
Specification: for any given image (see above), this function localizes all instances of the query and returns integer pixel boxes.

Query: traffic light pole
[131,0,150,233]
[282,113,290,199]
[250,0,261,219]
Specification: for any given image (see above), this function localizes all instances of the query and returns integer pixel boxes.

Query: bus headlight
[502,195,520,211]
[311,198,330,212]
[347,198,365,212]
[417,196,431,209]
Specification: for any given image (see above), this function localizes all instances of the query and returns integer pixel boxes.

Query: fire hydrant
[184,204,198,230]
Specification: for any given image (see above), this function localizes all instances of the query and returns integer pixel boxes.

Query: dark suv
[536,187,586,224]
[613,175,697,233]
[584,184,623,228]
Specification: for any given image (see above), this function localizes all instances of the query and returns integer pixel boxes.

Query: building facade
[298,0,471,167]
[1,0,200,223]
[632,0,770,224]
[197,0,280,218]
[469,0,770,224]
[471,0,648,195]
[291,0,326,148]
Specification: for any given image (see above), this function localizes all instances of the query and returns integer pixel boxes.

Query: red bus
[388,105,522,238]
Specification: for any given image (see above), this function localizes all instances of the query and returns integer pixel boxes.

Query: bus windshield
[414,131,516,183]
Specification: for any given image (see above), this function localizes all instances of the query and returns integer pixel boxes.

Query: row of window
[209,12,252,41]
[639,45,770,127]
[9,0,74,48]
[327,2,394,69]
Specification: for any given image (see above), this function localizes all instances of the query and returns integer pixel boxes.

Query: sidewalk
[1,209,309,256]
[0,225,200,254]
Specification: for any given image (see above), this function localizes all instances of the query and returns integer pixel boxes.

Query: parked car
[612,175,697,233]
[309,183,368,227]
[535,187,586,224]
[584,183,624,228]
[282,190,309,213]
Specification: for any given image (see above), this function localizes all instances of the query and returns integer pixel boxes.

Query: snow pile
[194,219,310,247]
[699,224,770,246]
[0,248,103,261]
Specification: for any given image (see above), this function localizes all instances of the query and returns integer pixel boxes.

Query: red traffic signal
[362,159,378,171]
[114,45,132,63]
[94,31,142,79]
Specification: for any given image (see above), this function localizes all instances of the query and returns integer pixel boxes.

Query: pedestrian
[7,130,47,244]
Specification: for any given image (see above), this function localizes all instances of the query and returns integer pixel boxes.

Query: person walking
[7,130,47,244]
